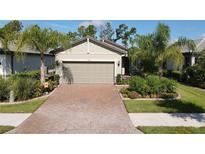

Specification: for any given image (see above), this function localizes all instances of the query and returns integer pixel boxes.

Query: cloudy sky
[1,20,205,41]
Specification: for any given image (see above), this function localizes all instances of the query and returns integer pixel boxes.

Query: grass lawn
[0,125,15,134]
[138,126,205,134]
[124,83,205,113]
[0,97,47,113]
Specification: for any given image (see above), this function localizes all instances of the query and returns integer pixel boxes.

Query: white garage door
[62,62,114,84]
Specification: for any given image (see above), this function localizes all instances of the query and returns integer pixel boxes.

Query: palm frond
[173,36,196,52]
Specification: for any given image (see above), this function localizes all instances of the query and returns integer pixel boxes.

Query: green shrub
[162,70,169,77]
[120,87,131,96]
[54,74,60,84]
[147,75,162,94]
[182,66,205,88]
[116,74,122,85]
[161,78,176,93]
[11,77,42,101]
[172,71,182,81]
[46,74,60,85]
[12,70,40,80]
[47,80,57,92]
[129,76,149,96]
[0,77,11,100]
[163,70,182,81]
[129,75,176,96]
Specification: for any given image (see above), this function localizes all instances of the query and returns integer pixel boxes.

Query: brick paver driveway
[12,84,139,134]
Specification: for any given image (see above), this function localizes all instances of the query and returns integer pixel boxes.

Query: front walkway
[0,113,31,127]
[129,113,205,127]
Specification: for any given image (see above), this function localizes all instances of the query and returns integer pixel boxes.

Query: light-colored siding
[0,54,12,76]
[56,41,124,83]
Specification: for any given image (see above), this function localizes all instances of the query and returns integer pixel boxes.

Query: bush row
[127,75,176,97]
[163,66,205,89]
[0,71,60,101]
[11,70,40,80]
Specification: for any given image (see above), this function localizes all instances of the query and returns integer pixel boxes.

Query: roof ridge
[103,39,128,51]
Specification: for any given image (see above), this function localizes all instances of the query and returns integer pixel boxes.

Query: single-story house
[55,36,128,84]
[166,38,205,70]
[0,43,55,77]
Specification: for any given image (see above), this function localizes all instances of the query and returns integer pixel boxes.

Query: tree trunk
[40,53,46,84]
[159,65,163,78]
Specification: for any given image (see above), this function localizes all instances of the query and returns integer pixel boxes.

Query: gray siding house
[166,38,205,70]
[0,44,55,77]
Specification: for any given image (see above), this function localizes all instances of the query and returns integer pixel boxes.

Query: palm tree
[16,25,69,83]
[131,23,196,76]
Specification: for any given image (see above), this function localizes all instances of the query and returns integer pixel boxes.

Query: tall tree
[67,31,78,42]
[99,22,114,40]
[77,25,97,38]
[131,23,196,76]
[114,24,136,47]
[16,25,69,83]
[0,20,22,50]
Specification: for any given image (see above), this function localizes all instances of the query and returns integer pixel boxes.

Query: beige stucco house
[55,36,128,84]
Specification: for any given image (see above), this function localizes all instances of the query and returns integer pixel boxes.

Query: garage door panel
[62,62,114,84]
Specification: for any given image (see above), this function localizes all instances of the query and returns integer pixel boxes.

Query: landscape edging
[120,92,181,101]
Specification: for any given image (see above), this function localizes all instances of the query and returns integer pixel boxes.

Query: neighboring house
[0,43,55,77]
[166,38,205,70]
[55,36,128,84]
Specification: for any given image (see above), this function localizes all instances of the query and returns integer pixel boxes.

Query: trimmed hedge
[11,70,40,80]
[163,70,182,81]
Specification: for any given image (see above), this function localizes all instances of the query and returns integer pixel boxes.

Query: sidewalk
[0,113,31,127]
[129,113,205,127]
